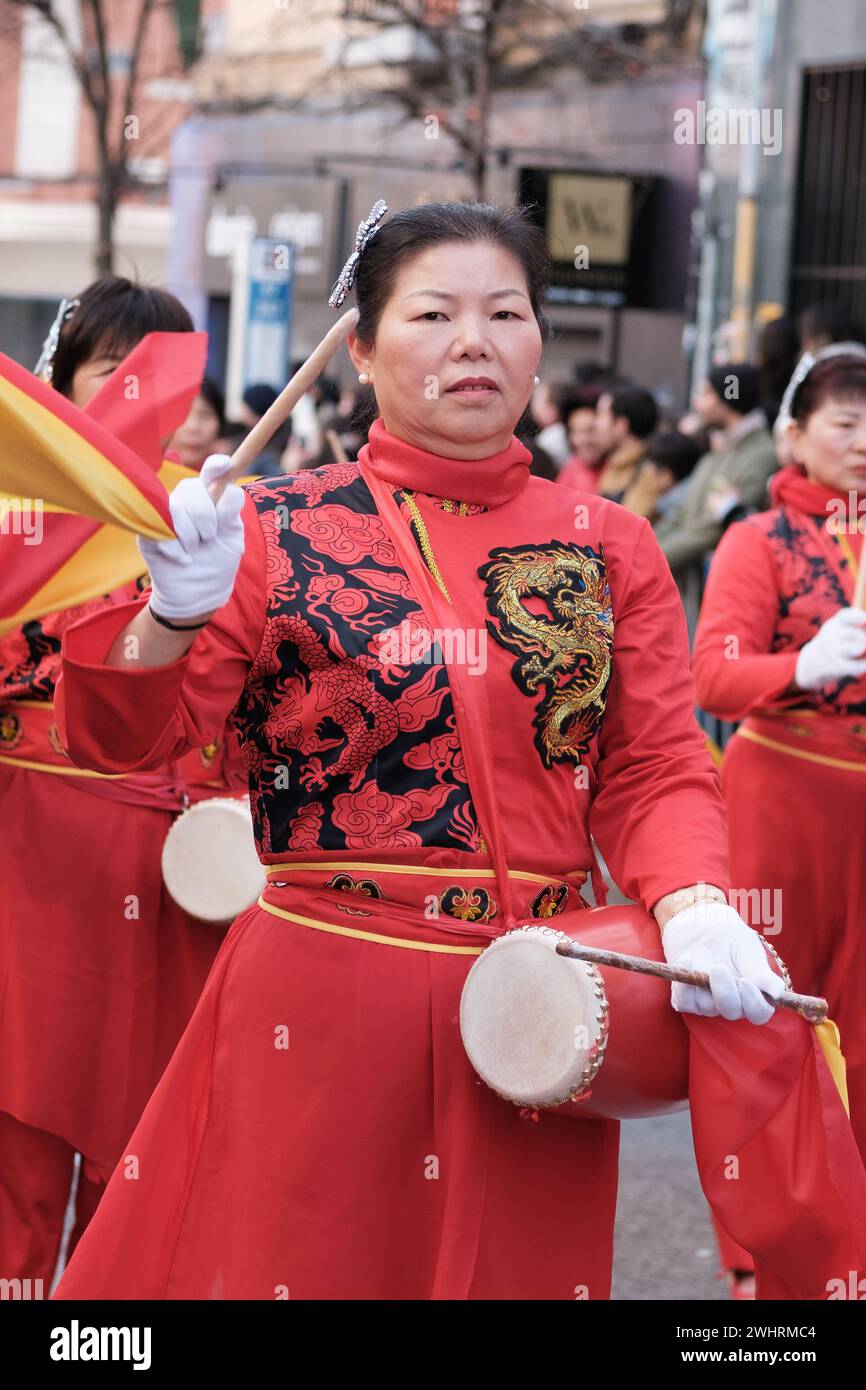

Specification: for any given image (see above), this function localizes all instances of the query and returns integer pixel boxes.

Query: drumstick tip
[335,306,360,334]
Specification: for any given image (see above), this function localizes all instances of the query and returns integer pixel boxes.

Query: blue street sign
[244,236,294,391]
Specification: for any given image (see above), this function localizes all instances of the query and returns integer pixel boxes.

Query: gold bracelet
[655,886,728,934]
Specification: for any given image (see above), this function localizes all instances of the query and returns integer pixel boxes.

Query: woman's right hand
[794,606,866,691]
[662,901,783,1024]
[138,454,246,625]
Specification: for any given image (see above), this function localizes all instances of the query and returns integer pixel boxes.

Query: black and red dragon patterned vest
[232,465,483,856]
[744,505,866,715]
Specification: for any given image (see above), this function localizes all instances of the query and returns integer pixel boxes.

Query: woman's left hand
[662,902,784,1024]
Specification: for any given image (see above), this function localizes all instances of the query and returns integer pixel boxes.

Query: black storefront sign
[519,166,663,309]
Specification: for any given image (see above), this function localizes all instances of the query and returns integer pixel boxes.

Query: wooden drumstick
[554,940,828,1023]
[208,307,359,499]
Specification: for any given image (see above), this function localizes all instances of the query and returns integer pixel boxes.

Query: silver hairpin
[34,296,80,382]
[328,199,388,309]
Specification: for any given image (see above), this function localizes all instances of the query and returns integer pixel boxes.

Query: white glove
[662,902,784,1025]
[138,455,245,621]
[795,607,866,691]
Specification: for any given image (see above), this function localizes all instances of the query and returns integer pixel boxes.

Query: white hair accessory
[34,297,80,382]
[328,200,388,310]
[775,339,866,441]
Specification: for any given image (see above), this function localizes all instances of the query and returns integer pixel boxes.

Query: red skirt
[0,762,222,1180]
[721,711,866,1159]
[51,854,866,1301]
[53,882,621,1300]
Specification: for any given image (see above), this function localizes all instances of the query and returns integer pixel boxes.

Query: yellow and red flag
[0,333,206,636]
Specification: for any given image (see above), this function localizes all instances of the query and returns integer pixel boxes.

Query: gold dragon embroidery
[479,542,613,768]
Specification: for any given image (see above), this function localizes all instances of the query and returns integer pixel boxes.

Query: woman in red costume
[52,205,865,1301]
[0,278,246,1285]
[693,346,866,1288]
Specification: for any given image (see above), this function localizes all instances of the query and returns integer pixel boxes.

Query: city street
[612,1111,727,1301]
[1,0,864,1322]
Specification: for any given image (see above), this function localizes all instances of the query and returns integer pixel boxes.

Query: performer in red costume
[0,278,246,1285]
[693,345,866,1288]
[52,205,865,1301]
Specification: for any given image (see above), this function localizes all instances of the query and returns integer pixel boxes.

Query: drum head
[460,927,606,1108]
[161,796,265,925]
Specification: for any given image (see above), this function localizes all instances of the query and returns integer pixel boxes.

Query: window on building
[790,65,866,325]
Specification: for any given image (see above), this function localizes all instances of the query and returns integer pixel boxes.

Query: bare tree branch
[83,0,110,117]
[5,0,97,109]
[3,0,193,271]
[120,0,157,145]
[118,0,158,166]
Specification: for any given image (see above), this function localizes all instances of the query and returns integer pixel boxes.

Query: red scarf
[769,462,863,521]
[359,417,531,507]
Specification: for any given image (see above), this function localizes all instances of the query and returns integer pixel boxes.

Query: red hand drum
[459,903,689,1119]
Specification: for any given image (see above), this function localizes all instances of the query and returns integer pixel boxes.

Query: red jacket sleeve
[589,520,730,909]
[56,495,267,773]
[691,521,800,721]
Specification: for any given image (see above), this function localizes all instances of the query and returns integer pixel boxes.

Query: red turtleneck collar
[769,463,863,520]
[357,417,532,507]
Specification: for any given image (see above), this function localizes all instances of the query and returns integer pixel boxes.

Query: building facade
[0,0,221,366]
[169,0,707,408]
[691,0,866,381]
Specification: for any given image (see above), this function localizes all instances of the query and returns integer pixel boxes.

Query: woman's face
[567,407,601,463]
[170,393,222,471]
[790,395,866,493]
[349,240,543,458]
[69,351,126,408]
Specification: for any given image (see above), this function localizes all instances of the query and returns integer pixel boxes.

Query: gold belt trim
[265,859,584,888]
[0,752,124,778]
[737,725,866,773]
[257,896,485,954]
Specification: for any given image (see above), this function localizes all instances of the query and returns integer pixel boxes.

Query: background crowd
[171,299,865,715]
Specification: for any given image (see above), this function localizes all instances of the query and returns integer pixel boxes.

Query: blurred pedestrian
[594,386,659,501]
[558,386,605,492]
[529,379,571,469]
[170,378,225,473]
[0,276,246,1290]
[621,430,703,525]
[756,314,800,428]
[235,381,277,430]
[654,364,776,574]
[229,382,290,477]
[288,358,322,456]
[693,347,866,1290]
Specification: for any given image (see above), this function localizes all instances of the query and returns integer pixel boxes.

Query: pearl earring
[534,375,540,385]
[359,372,371,385]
